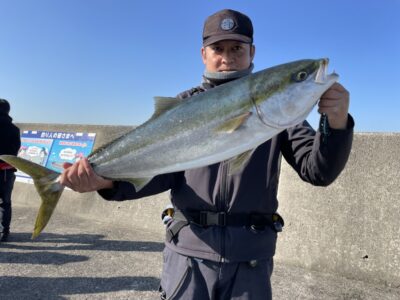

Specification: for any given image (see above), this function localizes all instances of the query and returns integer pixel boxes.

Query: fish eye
[294,71,308,82]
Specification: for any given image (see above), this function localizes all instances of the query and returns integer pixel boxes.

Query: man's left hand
[318,82,350,129]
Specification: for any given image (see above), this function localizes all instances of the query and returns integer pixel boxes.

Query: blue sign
[16,130,96,182]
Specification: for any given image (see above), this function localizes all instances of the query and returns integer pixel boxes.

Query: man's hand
[59,157,113,193]
[318,82,350,129]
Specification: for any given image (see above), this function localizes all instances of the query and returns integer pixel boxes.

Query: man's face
[201,40,255,72]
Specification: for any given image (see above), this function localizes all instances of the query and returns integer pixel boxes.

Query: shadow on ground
[0,232,164,252]
[0,275,160,300]
[0,232,164,266]
[0,250,89,265]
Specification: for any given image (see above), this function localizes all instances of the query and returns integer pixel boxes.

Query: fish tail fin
[0,155,64,239]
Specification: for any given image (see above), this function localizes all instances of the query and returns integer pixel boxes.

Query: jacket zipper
[218,160,229,263]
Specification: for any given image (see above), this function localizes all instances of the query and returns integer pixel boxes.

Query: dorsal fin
[151,96,182,119]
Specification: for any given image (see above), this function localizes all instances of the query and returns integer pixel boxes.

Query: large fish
[1,58,338,238]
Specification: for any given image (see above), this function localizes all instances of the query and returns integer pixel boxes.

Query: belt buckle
[200,211,226,226]
[218,212,226,226]
[199,211,208,226]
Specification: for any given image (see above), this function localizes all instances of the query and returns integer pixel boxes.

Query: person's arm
[281,83,354,186]
[12,127,21,155]
[59,157,176,201]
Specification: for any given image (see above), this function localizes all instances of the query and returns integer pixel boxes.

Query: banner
[16,130,96,183]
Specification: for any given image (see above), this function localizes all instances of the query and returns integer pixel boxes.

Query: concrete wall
[12,123,400,287]
[275,132,400,288]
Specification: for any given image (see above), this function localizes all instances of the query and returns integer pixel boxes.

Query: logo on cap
[220,18,235,31]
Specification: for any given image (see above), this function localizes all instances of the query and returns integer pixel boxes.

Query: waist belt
[166,210,284,242]
[174,210,281,228]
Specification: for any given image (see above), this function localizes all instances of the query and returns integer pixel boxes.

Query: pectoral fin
[215,112,252,133]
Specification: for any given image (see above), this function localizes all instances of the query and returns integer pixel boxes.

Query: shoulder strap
[166,220,188,242]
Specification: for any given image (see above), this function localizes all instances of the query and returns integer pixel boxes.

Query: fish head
[254,58,339,128]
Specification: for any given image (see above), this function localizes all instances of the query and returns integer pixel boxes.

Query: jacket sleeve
[281,114,354,186]
[97,172,179,201]
[0,124,21,157]
[12,126,21,155]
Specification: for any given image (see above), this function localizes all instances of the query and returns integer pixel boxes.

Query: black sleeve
[97,172,180,201]
[0,124,21,156]
[12,126,21,155]
[281,114,354,186]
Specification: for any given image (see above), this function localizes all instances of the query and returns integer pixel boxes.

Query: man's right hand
[59,157,114,193]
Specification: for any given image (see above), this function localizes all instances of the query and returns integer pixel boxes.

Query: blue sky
[1,0,399,132]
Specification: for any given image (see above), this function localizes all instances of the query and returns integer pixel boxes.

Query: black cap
[203,9,253,47]
[0,98,10,115]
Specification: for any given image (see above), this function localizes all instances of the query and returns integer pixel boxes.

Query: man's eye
[213,47,222,52]
[230,46,242,52]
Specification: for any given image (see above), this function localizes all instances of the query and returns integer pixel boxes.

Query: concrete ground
[1,204,399,300]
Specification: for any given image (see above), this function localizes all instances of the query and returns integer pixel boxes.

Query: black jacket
[0,114,21,169]
[99,81,354,262]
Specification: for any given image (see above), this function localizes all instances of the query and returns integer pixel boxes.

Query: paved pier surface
[1,204,399,300]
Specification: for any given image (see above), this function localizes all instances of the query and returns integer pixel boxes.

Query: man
[60,9,353,299]
[0,99,21,242]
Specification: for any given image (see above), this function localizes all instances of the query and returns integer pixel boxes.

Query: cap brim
[203,34,252,47]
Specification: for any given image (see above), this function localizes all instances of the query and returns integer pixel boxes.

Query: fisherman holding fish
[0,99,21,242]
[64,9,352,299]
[1,9,354,300]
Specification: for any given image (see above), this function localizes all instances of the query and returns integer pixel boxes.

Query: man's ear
[201,47,207,64]
[250,44,256,61]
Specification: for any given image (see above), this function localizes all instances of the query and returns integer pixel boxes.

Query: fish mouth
[254,58,340,130]
[315,58,339,84]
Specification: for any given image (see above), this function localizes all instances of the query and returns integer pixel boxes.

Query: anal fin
[125,177,153,192]
[228,149,255,175]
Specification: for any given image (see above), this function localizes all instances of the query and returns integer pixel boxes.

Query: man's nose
[221,51,234,63]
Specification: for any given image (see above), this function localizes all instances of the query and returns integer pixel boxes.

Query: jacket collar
[202,63,254,86]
